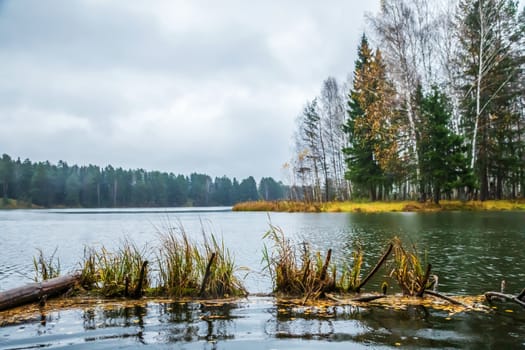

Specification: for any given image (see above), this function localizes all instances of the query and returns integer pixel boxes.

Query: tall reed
[33,247,61,282]
[156,227,200,297]
[80,239,149,297]
[155,224,246,298]
[197,232,246,298]
[262,223,336,299]
[337,243,363,292]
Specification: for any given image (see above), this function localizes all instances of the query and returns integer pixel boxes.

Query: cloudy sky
[0,0,379,182]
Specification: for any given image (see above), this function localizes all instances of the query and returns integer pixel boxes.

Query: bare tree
[320,77,347,200]
[367,0,443,196]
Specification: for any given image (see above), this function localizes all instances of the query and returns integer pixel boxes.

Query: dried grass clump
[262,223,342,300]
[155,224,246,298]
[389,237,431,296]
[80,239,149,297]
[197,233,246,298]
[233,200,321,212]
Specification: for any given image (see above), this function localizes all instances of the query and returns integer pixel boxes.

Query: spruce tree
[343,34,400,200]
[419,86,472,204]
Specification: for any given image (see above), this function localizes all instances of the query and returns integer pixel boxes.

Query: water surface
[0,208,524,349]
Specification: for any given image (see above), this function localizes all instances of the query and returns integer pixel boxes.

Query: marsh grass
[389,237,430,296]
[337,244,364,293]
[233,200,321,212]
[33,247,61,282]
[262,225,438,299]
[155,224,246,298]
[234,199,525,213]
[262,223,347,300]
[79,239,149,297]
[197,232,246,298]
[156,227,199,298]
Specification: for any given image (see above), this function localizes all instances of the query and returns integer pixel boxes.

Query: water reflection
[2,296,525,349]
[79,301,239,346]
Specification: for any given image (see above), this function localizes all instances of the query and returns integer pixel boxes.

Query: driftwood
[0,273,80,311]
[356,243,393,293]
[485,291,525,308]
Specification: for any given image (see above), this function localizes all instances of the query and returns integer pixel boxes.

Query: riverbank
[0,199,40,209]
[232,199,525,213]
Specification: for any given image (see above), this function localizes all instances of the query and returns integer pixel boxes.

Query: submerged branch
[485,291,525,308]
[424,290,471,308]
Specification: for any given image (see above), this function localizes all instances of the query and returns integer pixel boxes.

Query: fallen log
[0,273,80,311]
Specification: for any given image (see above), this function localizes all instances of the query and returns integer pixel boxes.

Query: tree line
[289,0,524,203]
[0,154,287,208]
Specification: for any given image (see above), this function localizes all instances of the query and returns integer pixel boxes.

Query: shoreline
[2,199,525,213]
[232,200,525,213]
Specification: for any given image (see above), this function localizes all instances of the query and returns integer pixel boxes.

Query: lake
[1,208,524,349]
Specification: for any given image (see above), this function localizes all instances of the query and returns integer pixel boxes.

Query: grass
[233,200,322,212]
[155,224,246,298]
[197,232,246,298]
[262,222,366,301]
[262,224,440,299]
[156,228,200,298]
[80,239,149,297]
[234,199,525,213]
[33,248,61,282]
[262,222,332,299]
[0,198,40,209]
[74,225,246,299]
[389,237,434,296]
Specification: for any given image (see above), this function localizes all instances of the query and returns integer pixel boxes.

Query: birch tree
[455,0,523,200]
[368,0,443,196]
[320,77,347,200]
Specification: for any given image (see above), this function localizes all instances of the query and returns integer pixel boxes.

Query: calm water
[0,208,524,349]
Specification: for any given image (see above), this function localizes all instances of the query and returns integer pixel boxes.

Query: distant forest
[0,154,287,208]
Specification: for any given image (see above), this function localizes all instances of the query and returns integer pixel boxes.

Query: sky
[0,0,380,182]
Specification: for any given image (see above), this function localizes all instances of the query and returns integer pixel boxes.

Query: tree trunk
[0,273,80,311]
[370,185,377,201]
[433,184,440,205]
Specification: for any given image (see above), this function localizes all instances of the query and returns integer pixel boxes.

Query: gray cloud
[0,0,379,181]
